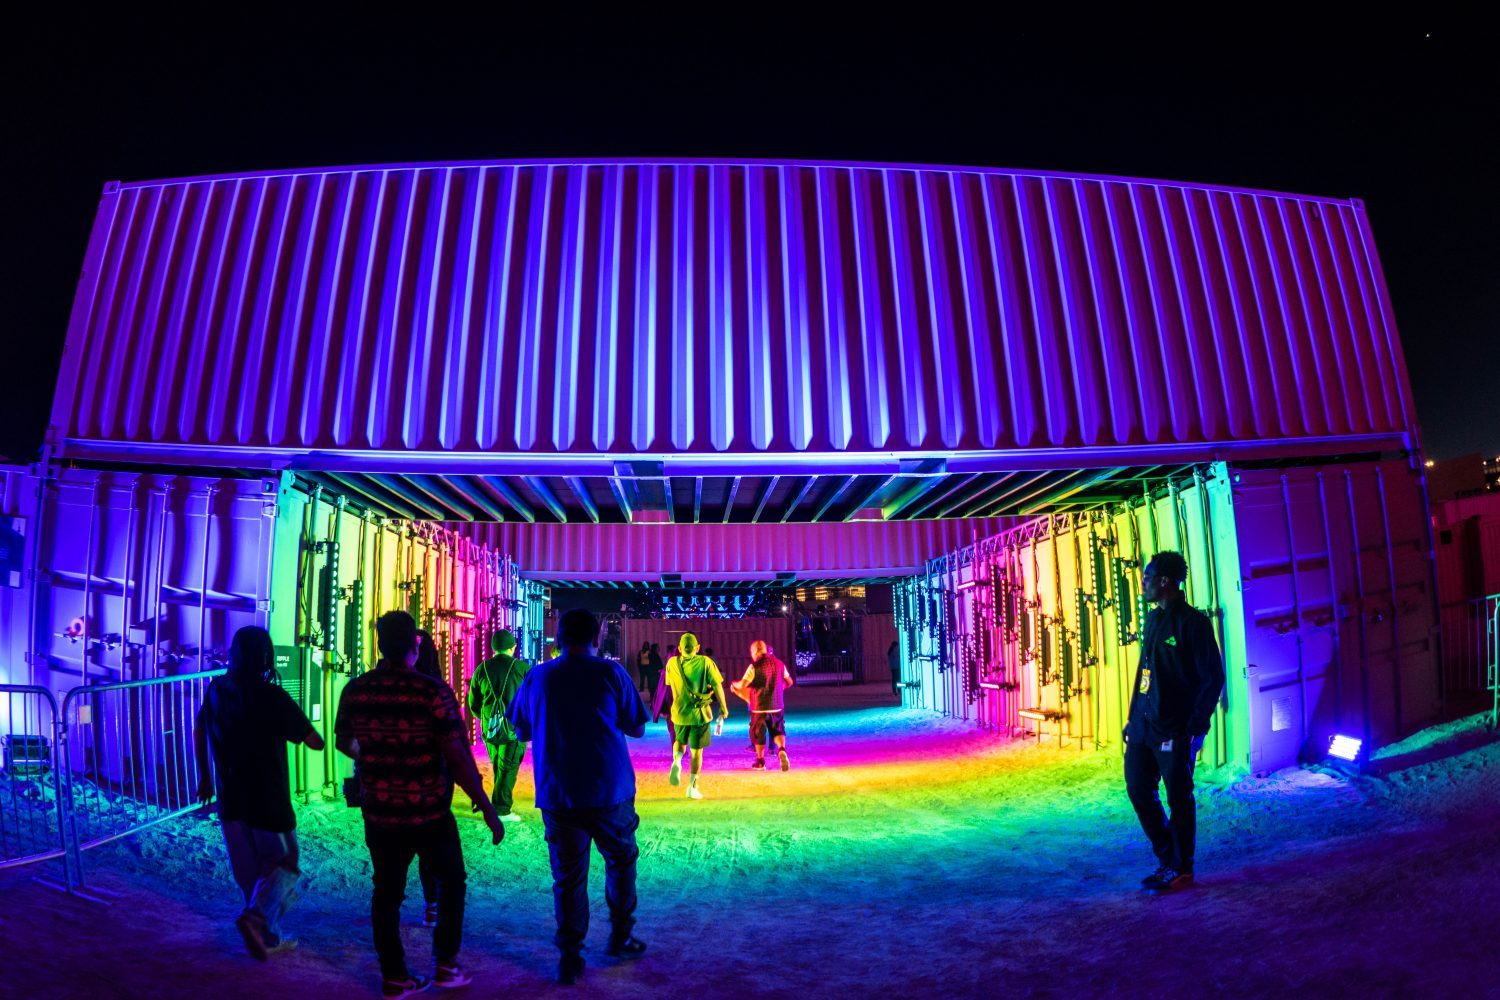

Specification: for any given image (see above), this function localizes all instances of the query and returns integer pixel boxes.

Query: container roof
[50,158,1417,521]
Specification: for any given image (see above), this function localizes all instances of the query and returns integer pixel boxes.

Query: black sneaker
[606,935,647,959]
[558,954,585,985]
[751,758,766,770]
[1140,866,1170,887]
[434,962,471,988]
[1146,869,1194,893]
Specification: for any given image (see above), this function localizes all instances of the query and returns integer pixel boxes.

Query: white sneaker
[686,784,703,799]
[669,760,682,786]
[499,812,521,823]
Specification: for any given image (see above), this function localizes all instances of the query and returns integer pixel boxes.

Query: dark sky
[4,13,1494,463]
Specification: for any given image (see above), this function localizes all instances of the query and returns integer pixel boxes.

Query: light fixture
[1325,733,1367,775]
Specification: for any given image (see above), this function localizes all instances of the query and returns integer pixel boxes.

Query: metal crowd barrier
[0,685,71,884]
[58,669,224,885]
[1484,595,1500,730]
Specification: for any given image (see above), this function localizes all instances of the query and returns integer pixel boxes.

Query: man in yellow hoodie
[664,633,728,799]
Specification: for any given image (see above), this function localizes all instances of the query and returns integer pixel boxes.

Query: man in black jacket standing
[1124,550,1225,894]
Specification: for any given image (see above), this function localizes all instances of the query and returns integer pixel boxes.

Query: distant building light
[1424,459,1435,468]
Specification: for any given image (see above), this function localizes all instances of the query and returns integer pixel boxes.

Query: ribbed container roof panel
[51,159,1417,460]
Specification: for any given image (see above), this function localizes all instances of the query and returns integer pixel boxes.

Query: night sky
[4,14,1494,464]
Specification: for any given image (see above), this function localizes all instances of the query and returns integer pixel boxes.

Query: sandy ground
[2,684,1498,1000]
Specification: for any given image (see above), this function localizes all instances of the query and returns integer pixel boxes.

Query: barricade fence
[0,670,224,891]
[1484,595,1500,730]
[0,685,70,883]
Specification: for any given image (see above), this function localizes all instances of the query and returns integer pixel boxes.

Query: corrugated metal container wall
[458,517,1008,582]
[862,613,898,686]
[0,468,276,696]
[52,161,1415,465]
[1232,460,1440,771]
[899,468,1247,772]
[267,481,539,799]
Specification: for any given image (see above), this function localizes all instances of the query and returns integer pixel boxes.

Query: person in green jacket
[664,633,728,800]
[468,629,530,822]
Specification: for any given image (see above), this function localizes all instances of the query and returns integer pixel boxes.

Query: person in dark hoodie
[1124,550,1225,894]
[195,625,324,960]
[730,639,795,771]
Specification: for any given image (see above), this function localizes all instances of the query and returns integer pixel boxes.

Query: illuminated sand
[3,685,1497,998]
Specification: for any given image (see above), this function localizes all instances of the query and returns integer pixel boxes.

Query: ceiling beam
[525,477,569,523]
[372,474,455,520]
[438,475,509,521]
[565,477,601,524]
[882,474,952,519]
[479,477,537,523]
[750,476,781,523]
[780,476,820,523]
[692,477,703,524]
[950,472,1022,518]
[1018,467,1130,515]
[906,473,983,519]
[721,476,742,523]
[811,475,858,523]
[606,477,632,521]
[319,472,423,520]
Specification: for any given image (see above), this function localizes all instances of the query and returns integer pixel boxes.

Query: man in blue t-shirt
[507,609,649,986]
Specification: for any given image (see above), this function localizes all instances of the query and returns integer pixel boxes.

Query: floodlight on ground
[1325,733,1367,775]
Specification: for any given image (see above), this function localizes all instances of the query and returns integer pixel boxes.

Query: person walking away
[507,609,650,985]
[335,611,506,998]
[1124,551,1225,894]
[663,633,728,799]
[467,629,530,823]
[887,639,901,699]
[635,642,652,694]
[411,629,454,929]
[642,642,665,705]
[195,625,324,960]
[730,640,794,771]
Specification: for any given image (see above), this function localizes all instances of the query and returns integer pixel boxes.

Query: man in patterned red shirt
[336,610,506,999]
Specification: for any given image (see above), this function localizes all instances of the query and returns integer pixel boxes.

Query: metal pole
[80,480,99,682]
[1343,471,1374,749]
[1374,466,1404,735]
[197,486,217,674]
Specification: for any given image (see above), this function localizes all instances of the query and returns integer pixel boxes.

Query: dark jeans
[485,738,526,814]
[365,814,466,979]
[540,799,640,956]
[1124,732,1198,872]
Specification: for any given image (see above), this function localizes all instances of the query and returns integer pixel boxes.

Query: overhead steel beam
[479,476,537,523]
[750,476,781,523]
[565,477,601,524]
[692,477,703,524]
[721,476,743,523]
[906,473,983,519]
[663,478,677,521]
[946,471,1021,519]
[318,472,422,520]
[523,477,569,523]
[810,475,858,523]
[438,475,509,521]
[606,477,633,521]
[372,474,454,520]
[780,476,820,523]
[882,474,952,519]
[407,474,483,521]
[1018,466,1132,515]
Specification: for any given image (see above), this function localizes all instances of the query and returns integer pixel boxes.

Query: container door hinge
[258,599,273,613]
[262,502,279,519]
